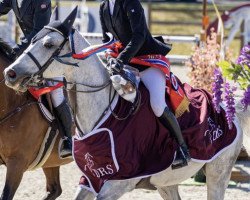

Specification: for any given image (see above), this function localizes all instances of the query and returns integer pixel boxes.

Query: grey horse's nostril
[7,69,17,80]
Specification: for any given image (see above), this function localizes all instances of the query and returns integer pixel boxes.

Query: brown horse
[0,39,72,200]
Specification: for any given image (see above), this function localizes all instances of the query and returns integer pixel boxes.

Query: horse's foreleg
[1,158,27,200]
[42,167,62,200]
[73,186,95,200]
[96,179,140,200]
[205,130,242,200]
[73,179,139,200]
[157,185,181,200]
[205,162,233,200]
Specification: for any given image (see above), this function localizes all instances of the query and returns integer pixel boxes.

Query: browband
[44,26,64,36]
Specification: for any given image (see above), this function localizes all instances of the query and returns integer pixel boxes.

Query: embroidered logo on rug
[204,117,223,144]
[84,153,95,171]
[83,152,114,178]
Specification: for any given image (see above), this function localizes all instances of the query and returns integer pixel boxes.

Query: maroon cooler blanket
[73,83,239,195]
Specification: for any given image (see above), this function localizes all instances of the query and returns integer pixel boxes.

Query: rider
[0,0,73,158]
[99,0,191,168]
[0,0,50,58]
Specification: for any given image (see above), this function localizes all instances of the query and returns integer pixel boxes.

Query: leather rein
[0,78,38,125]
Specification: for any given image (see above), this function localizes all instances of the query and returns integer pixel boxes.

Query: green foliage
[217,61,250,90]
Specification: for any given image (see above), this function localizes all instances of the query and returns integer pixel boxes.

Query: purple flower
[212,68,224,113]
[241,45,250,54]
[241,86,250,111]
[224,82,236,129]
[236,45,250,67]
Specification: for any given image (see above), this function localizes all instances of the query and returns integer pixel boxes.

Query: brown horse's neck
[0,57,28,119]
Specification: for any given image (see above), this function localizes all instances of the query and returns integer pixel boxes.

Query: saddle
[27,93,70,170]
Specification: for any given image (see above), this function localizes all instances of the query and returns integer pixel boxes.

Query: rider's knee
[47,77,65,107]
[150,102,166,117]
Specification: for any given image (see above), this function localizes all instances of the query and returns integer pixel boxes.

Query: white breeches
[140,67,167,117]
[47,77,65,107]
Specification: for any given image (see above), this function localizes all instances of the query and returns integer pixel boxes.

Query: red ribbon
[28,82,64,99]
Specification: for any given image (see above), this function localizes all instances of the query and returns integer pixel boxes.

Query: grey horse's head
[4,7,78,92]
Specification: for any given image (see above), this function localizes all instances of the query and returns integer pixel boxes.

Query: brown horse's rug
[73,83,239,195]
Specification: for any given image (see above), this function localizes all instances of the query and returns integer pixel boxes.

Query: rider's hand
[108,58,124,73]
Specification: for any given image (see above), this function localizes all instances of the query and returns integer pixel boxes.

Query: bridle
[23,26,68,85]
[21,26,114,93]
[20,26,140,122]
[22,26,112,92]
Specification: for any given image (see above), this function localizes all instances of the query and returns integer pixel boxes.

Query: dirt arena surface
[0,162,249,200]
[0,66,249,199]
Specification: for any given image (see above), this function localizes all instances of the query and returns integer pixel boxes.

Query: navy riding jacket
[0,0,51,52]
[99,0,171,65]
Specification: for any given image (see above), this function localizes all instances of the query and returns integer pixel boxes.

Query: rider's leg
[48,77,74,158]
[140,68,190,169]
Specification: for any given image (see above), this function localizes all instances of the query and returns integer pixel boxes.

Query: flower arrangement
[186,29,221,92]
[213,45,250,129]
[186,29,243,129]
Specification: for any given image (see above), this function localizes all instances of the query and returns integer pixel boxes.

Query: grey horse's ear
[61,6,78,35]
[50,6,58,22]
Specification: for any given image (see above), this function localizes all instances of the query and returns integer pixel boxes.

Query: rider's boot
[55,100,74,158]
[159,107,191,169]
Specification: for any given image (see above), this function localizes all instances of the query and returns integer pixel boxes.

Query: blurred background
[1,0,250,64]
[0,1,249,199]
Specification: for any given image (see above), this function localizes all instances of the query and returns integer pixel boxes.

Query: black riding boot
[159,107,191,169]
[54,100,74,158]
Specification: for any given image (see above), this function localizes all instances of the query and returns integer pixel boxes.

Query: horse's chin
[5,80,28,93]
[17,86,28,93]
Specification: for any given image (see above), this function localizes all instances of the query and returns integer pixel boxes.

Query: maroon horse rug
[73,82,239,195]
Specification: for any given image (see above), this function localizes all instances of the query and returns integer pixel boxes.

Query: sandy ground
[0,162,249,200]
[0,66,250,199]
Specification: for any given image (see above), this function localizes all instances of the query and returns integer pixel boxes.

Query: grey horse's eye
[44,42,54,49]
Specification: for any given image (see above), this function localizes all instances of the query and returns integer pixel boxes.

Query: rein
[43,77,141,121]
[108,84,141,121]
[44,78,112,94]
[0,78,38,125]
[0,101,38,125]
